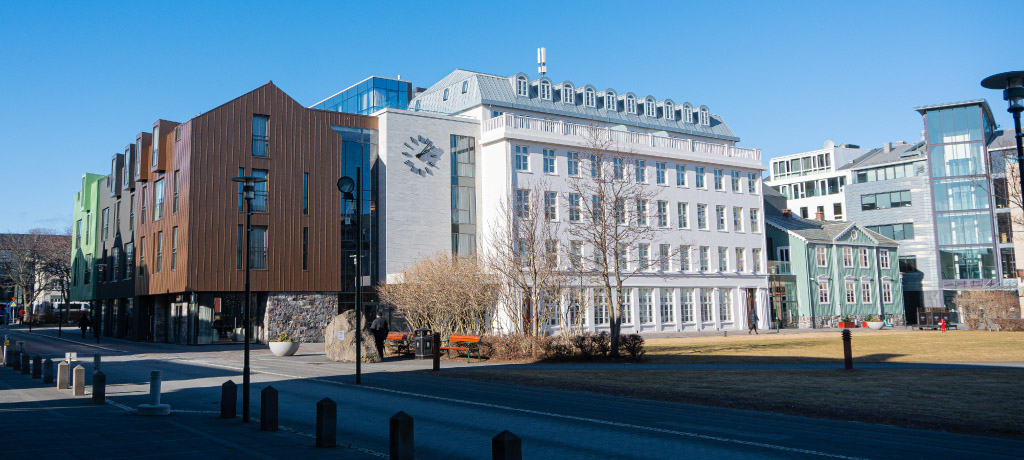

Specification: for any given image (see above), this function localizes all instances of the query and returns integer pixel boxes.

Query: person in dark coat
[369,313,389,360]
[78,313,92,339]
[748,308,759,335]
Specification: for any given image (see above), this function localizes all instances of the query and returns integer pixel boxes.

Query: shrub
[619,334,645,360]
[592,331,610,357]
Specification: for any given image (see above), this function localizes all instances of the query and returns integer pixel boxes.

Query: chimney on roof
[815,211,825,220]
[884,142,892,153]
[782,209,792,218]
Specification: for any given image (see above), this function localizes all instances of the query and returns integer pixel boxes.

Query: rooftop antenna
[537,47,547,77]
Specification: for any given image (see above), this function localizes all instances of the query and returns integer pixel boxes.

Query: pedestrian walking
[370,313,389,360]
[79,313,92,339]
[748,308,759,335]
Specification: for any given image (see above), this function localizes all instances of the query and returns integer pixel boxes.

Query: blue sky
[1,0,1020,233]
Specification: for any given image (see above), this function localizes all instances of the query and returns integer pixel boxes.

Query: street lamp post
[231,175,266,423]
[337,169,362,385]
[982,71,1024,203]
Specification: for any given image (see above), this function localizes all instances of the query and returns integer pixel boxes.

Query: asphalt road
[2,326,1022,460]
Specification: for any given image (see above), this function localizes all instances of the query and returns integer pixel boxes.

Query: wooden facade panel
[171,82,376,295]
[135,119,189,295]
[135,132,152,183]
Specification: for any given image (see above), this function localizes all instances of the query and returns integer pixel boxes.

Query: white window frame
[733,207,743,232]
[747,173,758,193]
[680,245,690,272]
[699,106,710,125]
[699,246,709,271]
[697,204,707,230]
[750,208,760,232]
[676,164,687,186]
[731,171,741,192]
[626,95,636,114]
[880,250,890,269]
[683,103,693,123]
[515,145,529,171]
[735,247,745,272]
[718,246,728,272]
[816,246,828,267]
[861,281,872,304]
[660,289,674,323]
[516,75,528,97]
[859,248,870,269]
[695,166,705,189]
[584,88,596,107]
[540,80,551,100]
[843,247,854,267]
[657,201,668,228]
[655,162,666,185]
[752,248,762,273]
[678,202,689,229]
[665,102,675,120]
[563,84,574,104]
[605,91,616,111]
[716,205,726,231]
[544,191,558,221]
[882,281,893,304]
[644,97,656,117]
[542,148,556,174]
[845,281,856,304]
[818,281,830,304]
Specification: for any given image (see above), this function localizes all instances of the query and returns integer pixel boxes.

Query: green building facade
[766,215,904,328]
[70,173,106,304]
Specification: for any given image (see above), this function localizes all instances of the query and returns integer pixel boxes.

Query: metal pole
[1013,111,1024,204]
[243,192,252,423]
[355,167,362,385]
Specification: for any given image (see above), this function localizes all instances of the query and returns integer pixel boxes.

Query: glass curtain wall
[313,77,411,115]
[451,135,477,256]
[333,126,379,311]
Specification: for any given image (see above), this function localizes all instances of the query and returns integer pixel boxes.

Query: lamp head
[981,71,1024,113]
[337,176,355,194]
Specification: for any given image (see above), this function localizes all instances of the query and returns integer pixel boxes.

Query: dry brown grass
[438,368,1024,439]
[644,330,1024,364]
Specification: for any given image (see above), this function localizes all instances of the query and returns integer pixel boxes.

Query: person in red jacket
[940,317,947,332]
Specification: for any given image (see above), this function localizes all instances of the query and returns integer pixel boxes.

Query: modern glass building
[915,100,1008,312]
[311,76,412,115]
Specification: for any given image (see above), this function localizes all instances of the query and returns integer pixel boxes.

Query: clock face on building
[401,135,441,176]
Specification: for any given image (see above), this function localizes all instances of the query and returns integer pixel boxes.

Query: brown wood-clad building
[132,82,377,344]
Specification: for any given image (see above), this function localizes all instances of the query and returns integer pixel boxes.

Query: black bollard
[92,371,106,404]
[315,398,336,448]
[492,430,522,460]
[431,333,441,372]
[21,353,29,374]
[220,380,237,419]
[11,350,21,371]
[261,386,278,431]
[43,358,53,384]
[389,411,414,460]
[842,329,853,370]
[32,355,41,379]
[4,347,11,367]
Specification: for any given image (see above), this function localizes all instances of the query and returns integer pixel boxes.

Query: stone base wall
[264,292,338,343]
[798,314,907,329]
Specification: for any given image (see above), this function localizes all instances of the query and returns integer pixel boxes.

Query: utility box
[413,328,432,359]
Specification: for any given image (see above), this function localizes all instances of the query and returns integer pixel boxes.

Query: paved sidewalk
[0,363,381,460]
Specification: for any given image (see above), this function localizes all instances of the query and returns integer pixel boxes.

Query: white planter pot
[269,341,300,357]
[866,321,884,330]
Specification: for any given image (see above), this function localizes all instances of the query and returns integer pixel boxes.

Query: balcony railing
[249,247,267,270]
[483,113,761,162]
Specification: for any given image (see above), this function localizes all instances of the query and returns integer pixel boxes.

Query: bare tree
[487,180,568,336]
[39,227,74,320]
[0,229,70,320]
[377,252,497,337]
[563,131,679,356]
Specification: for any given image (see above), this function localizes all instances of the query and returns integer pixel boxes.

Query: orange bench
[440,335,481,362]
[383,332,409,355]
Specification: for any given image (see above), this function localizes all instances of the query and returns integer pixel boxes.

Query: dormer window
[415,100,421,110]
[443,88,449,101]
[644,97,656,117]
[699,106,710,126]
[516,75,528,97]
[584,88,596,108]
[626,95,636,114]
[605,91,616,111]
[461,81,468,94]
[540,80,551,100]
[563,84,574,104]
[665,102,675,120]
[683,103,694,123]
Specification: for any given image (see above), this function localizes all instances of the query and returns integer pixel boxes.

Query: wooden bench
[383,332,410,356]
[440,335,482,363]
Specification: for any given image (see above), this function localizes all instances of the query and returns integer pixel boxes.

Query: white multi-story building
[368,69,770,333]
[764,141,869,220]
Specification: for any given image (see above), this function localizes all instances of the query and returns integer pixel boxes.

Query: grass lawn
[434,330,1024,439]
[644,330,1024,364]
[437,368,1024,439]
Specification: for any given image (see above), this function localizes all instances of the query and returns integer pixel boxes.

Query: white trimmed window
[682,289,694,322]
[584,88,596,107]
[540,80,551,100]
[563,84,574,104]
[750,208,760,232]
[568,193,581,222]
[752,248,762,273]
[516,75,528,96]
[639,243,650,270]
[747,173,758,193]
[861,281,872,304]
[678,202,689,228]
[697,204,707,229]
[644,97,656,117]
[700,289,713,320]
[665,102,675,120]
[680,245,691,271]
[845,281,856,304]
[594,288,608,325]
[882,281,893,304]
[659,244,670,271]
[716,205,726,231]
[626,95,637,114]
[543,148,556,173]
[619,289,633,324]
[515,145,529,171]
[719,289,733,322]
[733,207,743,232]
[699,106,710,125]
[635,159,647,183]
[880,250,890,269]
[731,171,741,192]
[605,91,616,111]
[860,248,870,268]
[699,246,709,271]
[656,162,666,184]
[544,191,557,221]
[639,289,653,323]
[735,248,745,272]
[636,199,648,226]
[515,189,530,217]
[657,201,668,227]
[843,247,854,267]
[683,103,694,123]
[818,281,830,304]
[718,246,728,272]
[567,151,579,176]
[695,166,705,188]
[676,164,687,186]
[816,246,828,267]
[714,169,724,190]
[660,289,674,323]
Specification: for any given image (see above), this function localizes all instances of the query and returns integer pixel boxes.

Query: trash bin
[413,328,433,359]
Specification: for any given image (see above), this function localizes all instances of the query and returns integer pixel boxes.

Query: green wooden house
[766,214,904,328]
[71,173,106,304]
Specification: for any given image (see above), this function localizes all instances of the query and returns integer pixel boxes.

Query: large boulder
[325,310,380,363]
